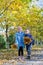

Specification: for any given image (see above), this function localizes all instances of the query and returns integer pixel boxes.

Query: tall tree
[0,0,32,48]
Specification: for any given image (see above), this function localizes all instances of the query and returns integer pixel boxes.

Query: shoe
[26,56,30,60]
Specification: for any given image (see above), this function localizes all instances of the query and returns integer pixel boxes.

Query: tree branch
[0,0,15,15]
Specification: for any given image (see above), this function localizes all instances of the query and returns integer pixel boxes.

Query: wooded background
[0,0,43,49]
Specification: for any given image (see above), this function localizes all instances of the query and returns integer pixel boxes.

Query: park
[0,0,43,65]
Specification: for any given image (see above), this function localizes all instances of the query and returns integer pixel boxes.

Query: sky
[31,0,43,8]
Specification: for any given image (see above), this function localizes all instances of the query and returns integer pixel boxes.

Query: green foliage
[8,34,15,48]
[0,35,6,49]
[21,0,32,3]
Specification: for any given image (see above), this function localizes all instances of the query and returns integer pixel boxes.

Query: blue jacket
[24,34,34,46]
[15,32,25,49]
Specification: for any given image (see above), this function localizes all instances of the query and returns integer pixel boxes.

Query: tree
[0,0,32,48]
[0,0,43,47]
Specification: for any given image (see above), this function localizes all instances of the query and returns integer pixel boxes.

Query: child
[24,29,34,59]
[15,26,25,58]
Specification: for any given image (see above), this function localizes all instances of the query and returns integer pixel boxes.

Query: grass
[32,44,43,50]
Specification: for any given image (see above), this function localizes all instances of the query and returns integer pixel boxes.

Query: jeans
[26,44,32,57]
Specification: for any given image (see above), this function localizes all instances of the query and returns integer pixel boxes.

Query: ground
[0,47,43,65]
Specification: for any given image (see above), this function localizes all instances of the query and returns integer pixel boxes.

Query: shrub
[0,35,6,49]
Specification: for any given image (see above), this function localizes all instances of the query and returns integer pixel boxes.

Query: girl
[15,26,25,58]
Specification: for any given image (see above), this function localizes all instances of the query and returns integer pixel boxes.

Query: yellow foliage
[11,44,17,49]
[13,22,16,27]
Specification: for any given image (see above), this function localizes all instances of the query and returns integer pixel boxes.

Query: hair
[17,26,22,32]
[25,29,30,34]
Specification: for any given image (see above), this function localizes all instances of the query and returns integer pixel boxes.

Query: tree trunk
[6,24,9,49]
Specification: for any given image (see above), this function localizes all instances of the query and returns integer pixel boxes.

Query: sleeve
[23,32,25,37]
[30,34,35,45]
[30,34,33,40]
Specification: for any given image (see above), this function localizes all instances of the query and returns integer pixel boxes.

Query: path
[0,50,43,65]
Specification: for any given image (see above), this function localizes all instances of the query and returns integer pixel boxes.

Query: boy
[24,29,34,59]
